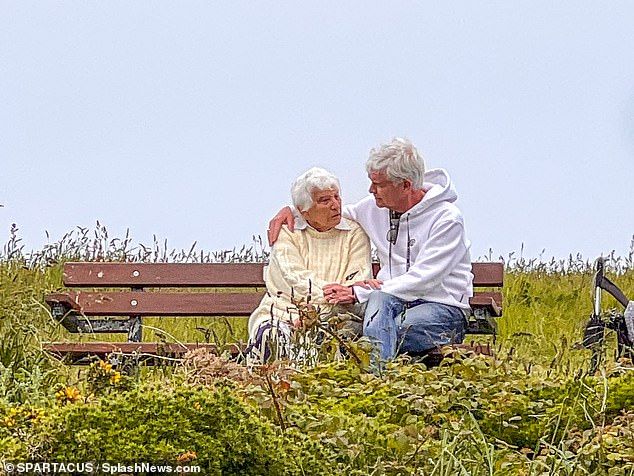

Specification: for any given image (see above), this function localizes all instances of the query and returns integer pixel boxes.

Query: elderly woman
[247,167,373,364]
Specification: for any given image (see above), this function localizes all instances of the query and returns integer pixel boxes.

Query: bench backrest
[46,262,503,318]
[61,262,504,288]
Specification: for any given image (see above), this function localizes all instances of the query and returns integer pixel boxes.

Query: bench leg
[128,316,142,342]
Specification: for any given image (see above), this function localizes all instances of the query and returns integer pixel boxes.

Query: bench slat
[42,342,244,363]
[470,262,504,287]
[44,342,222,354]
[46,290,501,317]
[469,292,503,317]
[62,262,503,288]
[63,263,267,288]
[375,262,504,287]
[46,291,266,316]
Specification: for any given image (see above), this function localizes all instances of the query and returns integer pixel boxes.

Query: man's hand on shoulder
[268,206,295,246]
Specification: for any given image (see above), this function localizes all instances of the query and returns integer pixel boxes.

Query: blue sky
[2,1,634,261]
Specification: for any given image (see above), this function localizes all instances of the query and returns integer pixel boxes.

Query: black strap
[597,275,629,308]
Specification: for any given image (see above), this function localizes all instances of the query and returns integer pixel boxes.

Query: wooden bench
[44,262,503,363]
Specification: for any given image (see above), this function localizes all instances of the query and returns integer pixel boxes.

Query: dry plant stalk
[290,294,364,365]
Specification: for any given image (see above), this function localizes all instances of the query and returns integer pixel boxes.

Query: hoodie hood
[406,168,457,218]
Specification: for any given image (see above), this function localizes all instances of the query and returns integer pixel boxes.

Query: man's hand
[353,279,382,289]
[267,206,295,246]
[323,283,356,304]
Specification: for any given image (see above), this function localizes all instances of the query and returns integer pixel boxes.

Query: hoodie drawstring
[406,215,411,272]
[388,213,412,276]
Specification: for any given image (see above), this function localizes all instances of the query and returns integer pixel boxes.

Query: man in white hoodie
[268,138,473,362]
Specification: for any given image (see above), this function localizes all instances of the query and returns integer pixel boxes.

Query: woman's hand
[323,283,356,304]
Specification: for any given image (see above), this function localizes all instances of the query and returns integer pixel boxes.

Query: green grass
[3,223,634,474]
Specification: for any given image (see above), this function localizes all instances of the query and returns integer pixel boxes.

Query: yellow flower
[3,416,15,428]
[56,386,82,403]
[99,360,113,373]
[32,410,45,423]
[109,371,121,385]
[66,387,81,400]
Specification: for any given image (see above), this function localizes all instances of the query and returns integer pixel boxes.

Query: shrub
[24,383,335,475]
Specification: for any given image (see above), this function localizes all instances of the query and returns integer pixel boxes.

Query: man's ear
[402,179,413,191]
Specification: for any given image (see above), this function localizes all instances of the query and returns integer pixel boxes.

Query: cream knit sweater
[247,219,372,340]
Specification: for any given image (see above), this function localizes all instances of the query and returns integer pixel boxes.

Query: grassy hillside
[2,225,634,475]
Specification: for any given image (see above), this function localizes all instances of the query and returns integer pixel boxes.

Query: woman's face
[300,188,342,232]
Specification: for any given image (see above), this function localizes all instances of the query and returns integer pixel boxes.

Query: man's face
[368,170,404,210]
[300,188,342,231]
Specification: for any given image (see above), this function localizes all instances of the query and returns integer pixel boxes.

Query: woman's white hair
[365,137,425,189]
[291,167,341,212]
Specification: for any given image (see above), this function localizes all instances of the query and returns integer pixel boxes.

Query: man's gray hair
[365,137,425,189]
[291,167,341,212]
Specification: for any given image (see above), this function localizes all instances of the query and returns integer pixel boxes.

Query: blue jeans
[363,291,467,361]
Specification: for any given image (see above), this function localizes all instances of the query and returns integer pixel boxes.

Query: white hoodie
[344,168,473,310]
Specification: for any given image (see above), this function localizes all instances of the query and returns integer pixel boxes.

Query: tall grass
[1,222,634,387]
[498,245,634,369]
[0,229,67,404]
[8,221,270,267]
